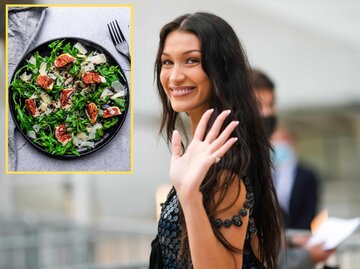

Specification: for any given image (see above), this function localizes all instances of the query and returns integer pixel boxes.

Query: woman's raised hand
[170,109,239,201]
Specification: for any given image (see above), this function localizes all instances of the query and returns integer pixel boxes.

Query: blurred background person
[251,69,336,269]
[272,127,319,230]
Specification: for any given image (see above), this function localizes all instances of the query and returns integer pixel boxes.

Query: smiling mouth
[170,87,195,97]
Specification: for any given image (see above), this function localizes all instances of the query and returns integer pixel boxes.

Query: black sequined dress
[149,177,265,269]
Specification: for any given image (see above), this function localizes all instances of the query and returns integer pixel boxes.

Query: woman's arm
[181,176,249,269]
[170,109,247,269]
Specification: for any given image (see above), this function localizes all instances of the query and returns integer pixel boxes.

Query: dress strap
[211,176,257,234]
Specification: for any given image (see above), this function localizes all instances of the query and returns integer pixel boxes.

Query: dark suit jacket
[282,163,319,230]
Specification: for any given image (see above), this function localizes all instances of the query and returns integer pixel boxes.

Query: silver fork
[108,20,131,63]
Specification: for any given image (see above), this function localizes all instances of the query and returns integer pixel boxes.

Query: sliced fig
[81,72,106,84]
[60,88,75,109]
[85,102,98,125]
[103,106,121,118]
[36,75,54,91]
[25,99,38,117]
[54,53,76,68]
[55,124,72,145]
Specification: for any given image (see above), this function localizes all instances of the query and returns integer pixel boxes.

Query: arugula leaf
[62,42,78,57]
[103,117,119,129]
[49,39,64,59]
[68,61,81,76]
[114,97,127,112]
[97,64,126,86]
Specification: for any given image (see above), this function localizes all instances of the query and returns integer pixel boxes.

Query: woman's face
[160,31,212,115]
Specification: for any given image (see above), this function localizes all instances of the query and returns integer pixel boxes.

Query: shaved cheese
[89,123,102,139]
[77,132,90,141]
[28,131,36,139]
[60,70,68,77]
[20,72,32,82]
[48,73,57,80]
[110,90,126,99]
[75,80,85,88]
[33,124,41,132]
[73,136,95,148]
[82,141,95,148]
[80,87,91,96]
[39,62,47,75]
[38,102,48,113]
[80,62,95,74]
[87,53,107,65]
[28,56,36,65]
[45,107,53,115]
[72,136,82,147]
[111,80,125,93]
[100,88,113,99]
[80,88,88,95]
[52,100,61,109]
[52,70,60,76]
[74,42,88,54]
[64,76,74,86]
[40,90,51,104]
[29,92,38,99]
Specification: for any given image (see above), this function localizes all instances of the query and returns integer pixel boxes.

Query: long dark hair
[155,12,282,268]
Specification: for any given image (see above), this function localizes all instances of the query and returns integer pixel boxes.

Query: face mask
[262,115,278,138]
[272,142,296,167]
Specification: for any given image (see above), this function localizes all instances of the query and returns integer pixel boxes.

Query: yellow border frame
[5,4,134,175]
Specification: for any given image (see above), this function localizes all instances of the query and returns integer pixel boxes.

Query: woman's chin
[170,104,188,113]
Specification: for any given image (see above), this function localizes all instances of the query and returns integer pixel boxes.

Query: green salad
[10,39,128,156]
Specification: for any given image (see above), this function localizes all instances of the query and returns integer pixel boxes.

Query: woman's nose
[169,65,185,84]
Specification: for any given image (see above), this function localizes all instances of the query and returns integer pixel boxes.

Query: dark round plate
[9,37,130,159]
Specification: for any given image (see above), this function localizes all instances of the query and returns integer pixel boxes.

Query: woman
[150,12,282,269]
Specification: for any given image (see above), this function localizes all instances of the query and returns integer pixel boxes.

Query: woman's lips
[170,86,195,97]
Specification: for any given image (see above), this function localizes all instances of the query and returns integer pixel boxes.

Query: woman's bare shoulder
[212,171,247,217]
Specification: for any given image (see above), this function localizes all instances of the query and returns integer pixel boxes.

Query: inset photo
[6,5,133,173]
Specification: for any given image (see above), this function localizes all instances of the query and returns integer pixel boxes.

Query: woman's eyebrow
[182,50,201,55]
[162,50,201,56]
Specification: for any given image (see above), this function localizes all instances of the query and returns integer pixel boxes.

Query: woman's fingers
[212,137,238,159]
[210,121,239,152]
[205,110,231,143]
[193,109,214,141]
[171,130,182,160]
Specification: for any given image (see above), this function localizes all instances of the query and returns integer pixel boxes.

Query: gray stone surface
[8,7,131,172]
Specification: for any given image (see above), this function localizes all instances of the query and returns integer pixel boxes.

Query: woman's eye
[162,59,173,65]
[186,58,200,64]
